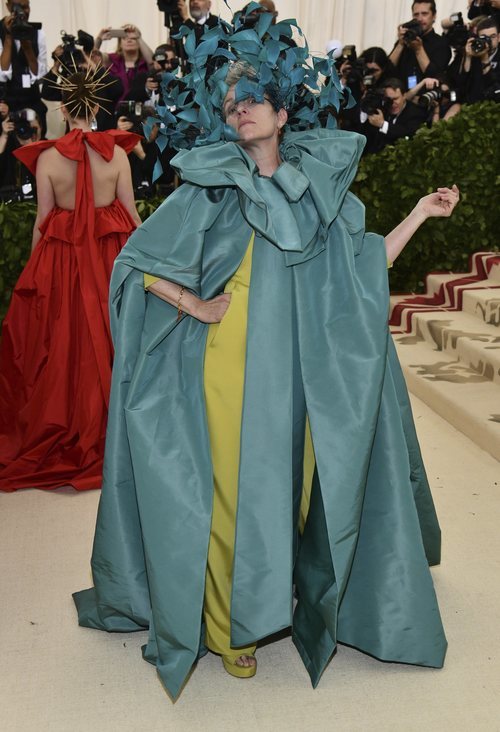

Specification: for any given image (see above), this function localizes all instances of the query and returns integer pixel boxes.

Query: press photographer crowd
[0,0,498,202]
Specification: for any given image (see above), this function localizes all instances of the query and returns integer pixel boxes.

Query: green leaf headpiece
[145,2,352,158]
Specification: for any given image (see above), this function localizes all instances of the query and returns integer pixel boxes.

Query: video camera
[401,19,423,44]
[10,2,42,42]
[157,0,183,31]
[58,30,95,70]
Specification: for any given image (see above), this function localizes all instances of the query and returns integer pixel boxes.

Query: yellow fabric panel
[299,416,315,534]
[203,233,256,659]
[143,273,160,289]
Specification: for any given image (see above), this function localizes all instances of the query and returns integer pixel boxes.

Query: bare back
[41,142,126,210]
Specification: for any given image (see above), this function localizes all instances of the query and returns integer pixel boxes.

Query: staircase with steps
[390,252,500,460]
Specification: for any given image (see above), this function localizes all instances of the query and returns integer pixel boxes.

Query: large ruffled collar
[172,129,365,257]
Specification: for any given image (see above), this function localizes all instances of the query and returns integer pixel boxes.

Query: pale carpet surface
[1,396,499,732]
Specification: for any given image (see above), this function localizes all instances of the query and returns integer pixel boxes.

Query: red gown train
[0,128,140,491]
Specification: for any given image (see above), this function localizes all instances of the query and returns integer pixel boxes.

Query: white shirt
[0,28,48,84]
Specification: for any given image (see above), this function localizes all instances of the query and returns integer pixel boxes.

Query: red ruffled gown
[0,128,140,491]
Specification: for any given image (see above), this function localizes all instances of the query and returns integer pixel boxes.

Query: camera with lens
[402,19,423,44]
[446,12,470,49]
[9,108,37,139]
[418,84,442,109]
[471,34,493,55]
[57,29,94,70]
[10,2,42,41]
[339,46,367,87]
[152,50,179,75]
[117,101,145,125]
[360,89,391,116]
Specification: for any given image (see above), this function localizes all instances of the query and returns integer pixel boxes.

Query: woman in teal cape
[73,46,460,698]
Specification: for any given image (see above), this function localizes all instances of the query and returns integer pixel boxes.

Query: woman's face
[223,86,286,149]
[365,62,383,81]
[121,33,140,54]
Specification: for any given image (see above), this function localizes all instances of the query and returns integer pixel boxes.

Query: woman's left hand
[416,185,460,219]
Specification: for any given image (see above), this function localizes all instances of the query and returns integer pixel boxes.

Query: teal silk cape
[74,129,447,700]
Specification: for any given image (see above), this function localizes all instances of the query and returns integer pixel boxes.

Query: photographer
[177,1,219,44]
[41,40,123,131]
[115,99,176,197]
[359,77,427,154]
[338,47,395,130]
[405,76,461,122]
[468,0,500,25]
[126,44,178,105]
[456,15,499,102]
[0,106,42,194]
[94,25,153,101]
[389,1,451,89]
[0,1,47,127]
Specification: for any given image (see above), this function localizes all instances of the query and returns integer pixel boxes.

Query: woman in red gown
[0,70,142,491]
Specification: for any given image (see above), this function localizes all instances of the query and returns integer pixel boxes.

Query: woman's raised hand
[416,185,460,219]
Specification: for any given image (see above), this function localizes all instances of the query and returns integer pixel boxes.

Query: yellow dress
[145,234,256,660]
[144,232,319,659]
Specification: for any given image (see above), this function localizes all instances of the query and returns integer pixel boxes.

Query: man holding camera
[126,43,178,105]
[457,15,499,102]
[0,104,41,194]
[0,0,46,128]
[389,1,451,90]
[359,78,427,153]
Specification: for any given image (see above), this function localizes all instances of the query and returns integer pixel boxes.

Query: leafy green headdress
[146,1,350,159]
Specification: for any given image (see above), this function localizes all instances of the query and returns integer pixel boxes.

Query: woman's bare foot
[235,654,256,668]
[222,653,257,678]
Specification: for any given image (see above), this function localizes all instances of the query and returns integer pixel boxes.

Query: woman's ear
[277,107,288,130]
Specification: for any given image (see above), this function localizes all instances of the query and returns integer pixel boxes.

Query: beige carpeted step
[401,310,500,385]
[462,288,500,327]
[392,334,500,461]
[389,253,500,460]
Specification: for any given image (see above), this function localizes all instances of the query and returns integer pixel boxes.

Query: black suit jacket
[393,29,451,89]
[360,102,427,154]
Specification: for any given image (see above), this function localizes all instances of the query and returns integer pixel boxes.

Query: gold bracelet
[176,285,185,321]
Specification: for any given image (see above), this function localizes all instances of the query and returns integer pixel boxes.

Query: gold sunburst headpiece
[49,58,117,122]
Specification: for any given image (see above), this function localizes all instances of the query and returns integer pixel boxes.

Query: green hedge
[0,201,37,321]
[1,102,499,321]
[351,101,500,292]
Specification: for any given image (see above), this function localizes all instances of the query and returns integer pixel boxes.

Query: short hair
[476,16,499,34]
[225,60,257,87]
[411,1,437,15]
[382,78,406,93]
[225,61,283,111]
[154,43,175,56]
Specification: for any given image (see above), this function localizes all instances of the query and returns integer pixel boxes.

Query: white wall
[2,0,470,59]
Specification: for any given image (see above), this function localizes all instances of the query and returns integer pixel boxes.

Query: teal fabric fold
[73,128,446,701]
